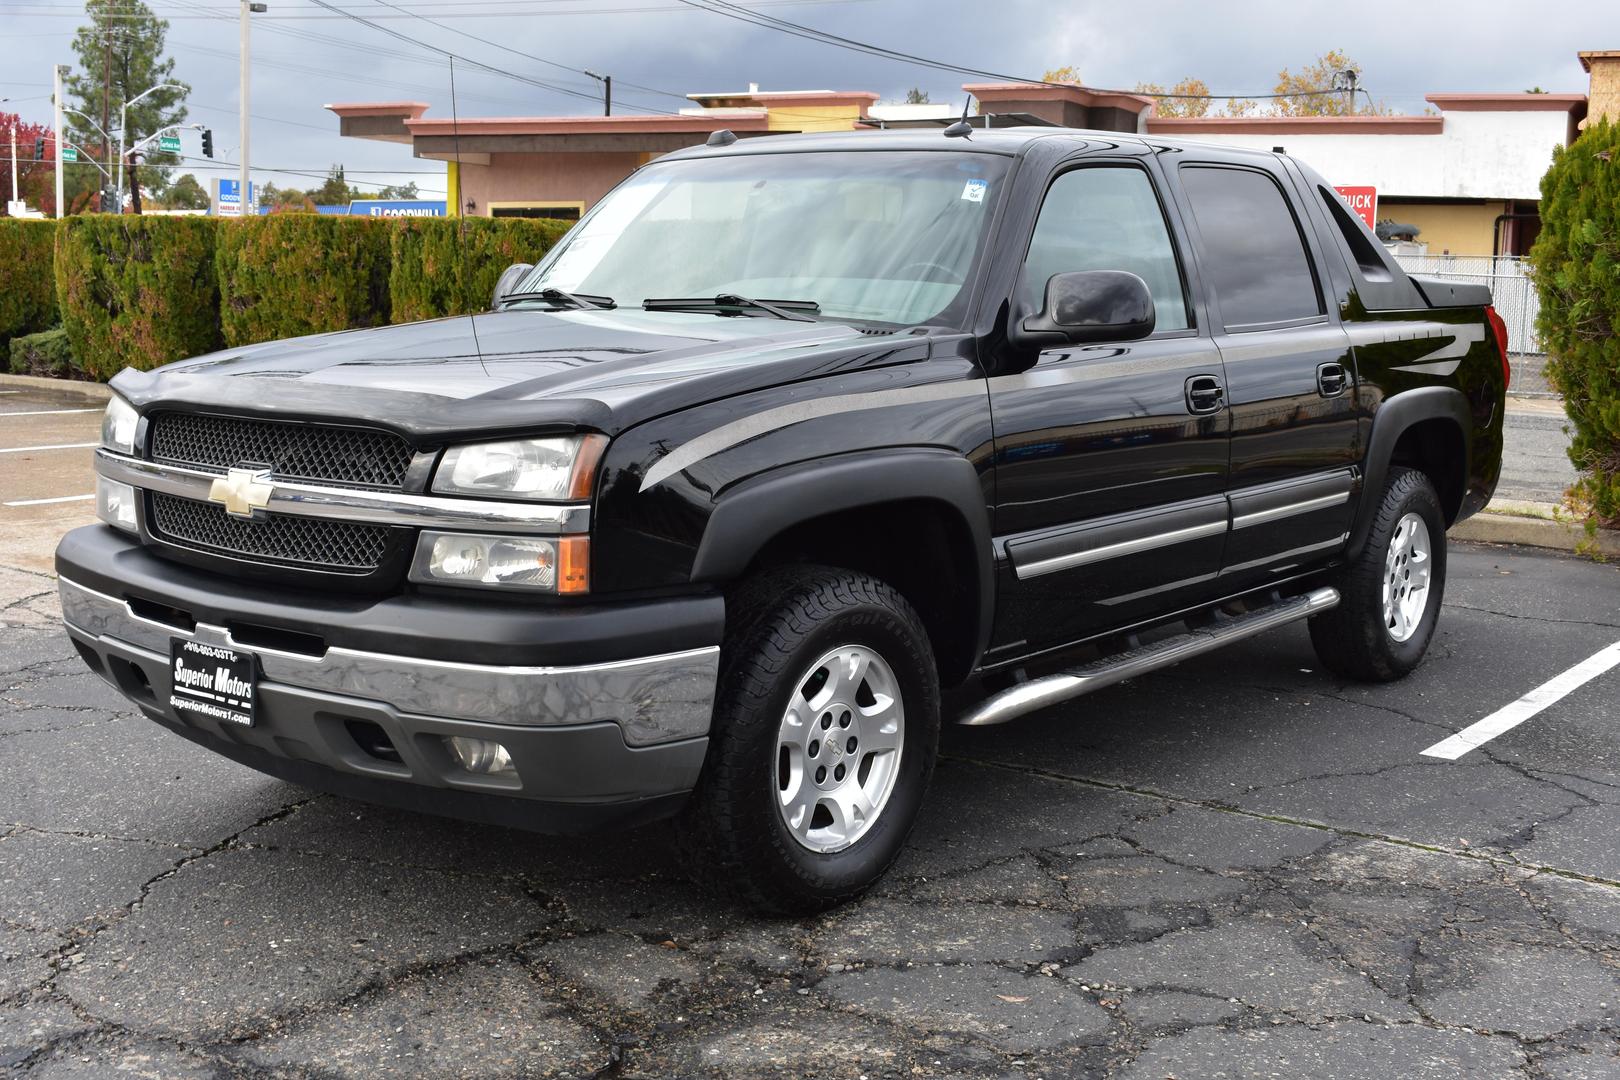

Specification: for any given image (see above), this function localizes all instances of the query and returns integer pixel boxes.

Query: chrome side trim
[959,587,1340,727]
[1014,519,1228,580]
[96,450,591,535]
[1231,490,1350,530]
[59,576,717,746]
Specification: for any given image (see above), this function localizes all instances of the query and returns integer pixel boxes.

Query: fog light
[445,735,514,775]
[97,476,137,533]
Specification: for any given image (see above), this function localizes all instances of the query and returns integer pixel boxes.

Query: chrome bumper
[58,576,719,746]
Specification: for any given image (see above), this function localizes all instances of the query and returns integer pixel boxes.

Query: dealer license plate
[169,639,257,727]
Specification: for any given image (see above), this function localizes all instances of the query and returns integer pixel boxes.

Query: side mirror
[491,263,534,309]
[1008,270,1156,350]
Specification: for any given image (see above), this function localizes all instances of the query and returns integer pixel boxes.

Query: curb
[0,373,111,404]
[1450,505,1619,559]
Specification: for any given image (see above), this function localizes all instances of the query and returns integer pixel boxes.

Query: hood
[111,308,933,442]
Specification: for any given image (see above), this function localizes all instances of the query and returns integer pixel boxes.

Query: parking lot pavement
[0,386,104,577]
[2,540,1618,1078]
[1498,396,1579,505]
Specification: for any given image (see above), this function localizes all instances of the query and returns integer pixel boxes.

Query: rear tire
[677,566,940,914]
[1309,467,1447,682]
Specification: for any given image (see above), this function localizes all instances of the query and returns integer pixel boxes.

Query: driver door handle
[1185,374,1225,415]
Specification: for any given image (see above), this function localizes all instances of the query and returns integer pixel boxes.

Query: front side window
[1179,165,1323,329]
[522,151,1009,327]
[1021,165,1190,333]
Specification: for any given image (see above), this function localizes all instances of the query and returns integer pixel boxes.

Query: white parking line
[1421,639,1620,759]
[0,390,18,395]
[0,442,98,454]
[3,493,95,507]
[0,408,101,417]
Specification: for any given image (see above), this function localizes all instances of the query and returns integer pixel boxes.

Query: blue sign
[214,178,256,217]
[347,200,447,218]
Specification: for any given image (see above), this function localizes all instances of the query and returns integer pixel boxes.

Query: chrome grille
[149,412,414,490]
[149,492,391,572]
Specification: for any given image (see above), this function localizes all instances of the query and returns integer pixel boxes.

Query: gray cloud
[0,0,1602,200]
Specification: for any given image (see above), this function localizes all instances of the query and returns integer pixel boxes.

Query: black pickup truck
[57,128,1507,911]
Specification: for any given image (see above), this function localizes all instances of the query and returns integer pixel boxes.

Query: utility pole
[239,1,265,216]
[53,64,64,219]
[585,70,611,116]
[101,34,112,207]
[9,123,17,205]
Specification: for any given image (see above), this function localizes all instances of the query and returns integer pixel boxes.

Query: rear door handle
[1185,374,1225,414]
[1317,362,1349,397]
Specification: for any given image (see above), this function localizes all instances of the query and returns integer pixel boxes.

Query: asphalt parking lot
[2,384,1619,1078]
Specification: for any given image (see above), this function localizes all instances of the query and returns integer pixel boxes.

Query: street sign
[213,177,256,217]
[1333,185,1378,230]
[346,199,447,217]
[158,135,181,153]
[61,147,78,162]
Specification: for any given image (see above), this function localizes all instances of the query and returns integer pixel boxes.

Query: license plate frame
[169,638,257,727]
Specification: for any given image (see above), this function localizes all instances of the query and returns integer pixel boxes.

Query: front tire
[678,567,940,913]
[1309,467,1447,682]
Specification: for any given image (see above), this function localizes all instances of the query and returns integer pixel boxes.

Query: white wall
[1168,110,1567,200]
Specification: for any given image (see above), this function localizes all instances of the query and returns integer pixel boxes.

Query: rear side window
[1022,165,1190,333]
[1179,166,1323,330]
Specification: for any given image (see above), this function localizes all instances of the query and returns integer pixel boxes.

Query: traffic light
[201,129,213,158]
[33,136,44,161]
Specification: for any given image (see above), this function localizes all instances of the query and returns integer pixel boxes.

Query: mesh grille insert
[149,492,391,572]
[149,412,414,490]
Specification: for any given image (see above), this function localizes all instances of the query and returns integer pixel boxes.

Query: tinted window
[1022,166,1189,333]
[1180,166,1322,328]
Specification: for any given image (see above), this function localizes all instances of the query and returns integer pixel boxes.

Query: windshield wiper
[643,294,819,322]
[501,287,615,310]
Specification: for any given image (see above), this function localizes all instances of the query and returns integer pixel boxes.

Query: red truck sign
[1334,186,1378,229]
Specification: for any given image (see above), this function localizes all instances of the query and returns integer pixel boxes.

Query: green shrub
[7,327,81,378]
[1530,118,1620,528]
[55,215,222,381]
[0,219,59,349]
[390,216,571,323]
[216,215,392,347]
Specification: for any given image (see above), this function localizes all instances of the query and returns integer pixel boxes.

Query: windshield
[520,150,1009,327]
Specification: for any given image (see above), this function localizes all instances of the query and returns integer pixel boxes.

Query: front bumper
[57,526,723,833]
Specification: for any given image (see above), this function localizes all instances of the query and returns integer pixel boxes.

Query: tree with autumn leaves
[1045,51,1389,119]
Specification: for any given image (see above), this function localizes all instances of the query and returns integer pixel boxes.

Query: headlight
[96,476,138,533]
[409,530,589,594]
[100,395,138,454]
[432,434,606,502]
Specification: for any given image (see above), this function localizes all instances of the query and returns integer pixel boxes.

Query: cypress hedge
[54,215,222,381]
[390,216,572,323]
[1530,118,1620,528]
[216,214,393,347]
[8,327,81,379]
[0,219,59,350]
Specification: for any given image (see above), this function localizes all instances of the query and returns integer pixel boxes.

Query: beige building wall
[1581,52,1620,126]
[1378,200,1509,257]
[456,151,642,217]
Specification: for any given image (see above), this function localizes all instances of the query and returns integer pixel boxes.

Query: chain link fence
[1393,253,1541,355]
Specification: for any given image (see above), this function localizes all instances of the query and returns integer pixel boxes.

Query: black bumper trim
[56,525,724,667]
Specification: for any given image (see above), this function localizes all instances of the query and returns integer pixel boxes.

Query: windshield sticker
[960,179,988,203]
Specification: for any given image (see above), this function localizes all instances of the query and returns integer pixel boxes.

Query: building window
[488,201,584,221]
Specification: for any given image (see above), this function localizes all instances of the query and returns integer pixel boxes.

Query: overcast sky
[0,0,1606,200]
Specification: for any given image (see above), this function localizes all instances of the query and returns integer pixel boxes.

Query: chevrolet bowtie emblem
[208,467,274,518]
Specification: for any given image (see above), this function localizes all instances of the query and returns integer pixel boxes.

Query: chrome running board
[959,587,1341,727]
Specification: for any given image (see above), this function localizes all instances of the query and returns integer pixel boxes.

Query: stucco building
[331,66,1604,257]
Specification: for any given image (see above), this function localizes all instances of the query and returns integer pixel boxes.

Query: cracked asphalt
[3,457,1620,1074]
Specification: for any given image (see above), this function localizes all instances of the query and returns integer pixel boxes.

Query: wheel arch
[690,449,994,686]
[1350,386,1472,560]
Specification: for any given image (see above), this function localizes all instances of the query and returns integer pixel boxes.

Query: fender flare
[691,448,995,674]
[1349,386,1473,560]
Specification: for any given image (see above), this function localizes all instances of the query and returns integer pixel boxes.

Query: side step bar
[959,587,1341,727]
